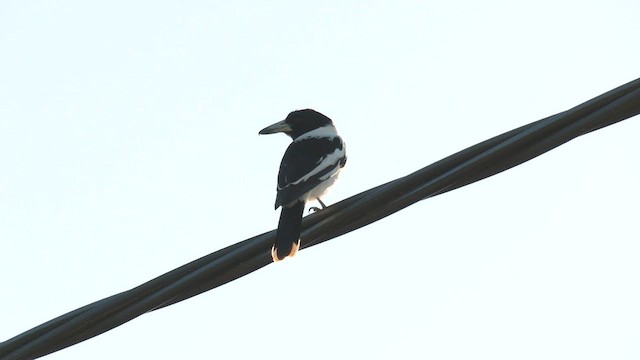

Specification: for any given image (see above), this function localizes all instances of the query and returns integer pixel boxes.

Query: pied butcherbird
[259,109,347,262]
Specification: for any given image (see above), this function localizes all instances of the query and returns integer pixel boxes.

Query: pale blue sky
[1,1,639,359]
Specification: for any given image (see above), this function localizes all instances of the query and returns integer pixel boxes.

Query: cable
[1,77,639,360]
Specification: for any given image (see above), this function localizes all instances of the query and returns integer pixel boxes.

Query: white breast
[301,164,343,202]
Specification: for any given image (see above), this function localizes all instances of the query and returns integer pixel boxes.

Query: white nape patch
[295,125,338,140]
[289,148,345,186]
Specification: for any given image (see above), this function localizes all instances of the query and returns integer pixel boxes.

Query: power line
[1,77,639,360]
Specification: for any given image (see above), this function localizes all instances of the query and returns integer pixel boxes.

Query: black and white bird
[259,109,347,262]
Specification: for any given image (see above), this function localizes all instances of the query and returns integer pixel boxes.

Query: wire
[1,77,639,360]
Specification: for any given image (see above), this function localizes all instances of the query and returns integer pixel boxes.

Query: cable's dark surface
[1,78,639,360]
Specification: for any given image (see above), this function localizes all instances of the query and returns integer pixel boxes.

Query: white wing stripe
[319,165,340,181]
[278,148,345,189]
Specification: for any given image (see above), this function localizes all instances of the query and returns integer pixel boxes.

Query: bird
[259,109,347,262]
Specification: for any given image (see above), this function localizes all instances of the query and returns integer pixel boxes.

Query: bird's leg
[308,198,327,213]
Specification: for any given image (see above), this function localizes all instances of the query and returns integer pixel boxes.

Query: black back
[275,136,346,209]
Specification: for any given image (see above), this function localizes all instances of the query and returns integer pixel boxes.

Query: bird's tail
[272,201,305,262]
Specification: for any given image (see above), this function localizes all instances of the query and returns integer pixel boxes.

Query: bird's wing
[275,136,346,209]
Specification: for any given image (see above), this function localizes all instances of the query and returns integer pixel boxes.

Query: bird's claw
[309,198,328,213]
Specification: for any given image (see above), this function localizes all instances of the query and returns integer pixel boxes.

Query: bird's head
[259,109,335,140]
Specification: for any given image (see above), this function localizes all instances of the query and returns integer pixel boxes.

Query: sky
[1,1,639,359]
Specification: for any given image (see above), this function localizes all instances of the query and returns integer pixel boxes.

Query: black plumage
[275,137,346,209]
[259,109,347,262]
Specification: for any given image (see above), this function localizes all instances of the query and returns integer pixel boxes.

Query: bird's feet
[308,198,328,213]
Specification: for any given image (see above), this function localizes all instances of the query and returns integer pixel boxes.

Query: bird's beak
[259,120,292,135]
